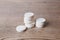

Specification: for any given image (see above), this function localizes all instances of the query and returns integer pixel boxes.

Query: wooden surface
[0,0,60,40]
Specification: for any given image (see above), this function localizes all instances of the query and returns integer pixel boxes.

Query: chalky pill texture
[16,25,26,32]
[24,12,34,18]
[25,22,35,28]
[24,12,35,28]
[36,18,46,28]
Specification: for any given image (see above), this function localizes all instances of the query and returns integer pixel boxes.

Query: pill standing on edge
[16,25,27,32]
[36,18,46,28]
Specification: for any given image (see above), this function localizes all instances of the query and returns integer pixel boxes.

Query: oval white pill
[16,25,26,32]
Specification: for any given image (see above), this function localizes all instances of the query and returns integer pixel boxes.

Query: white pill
[24,20,33,24]
[24,18,35,23]
[36,18,46,28]
[36,18,46,23]
[24,17,33,21]
[16,25,26,32]
[36,22,44,28]
[24,12,34,18]
[25,22,35,29]
[24,18,34,24]
[24,12,35,24]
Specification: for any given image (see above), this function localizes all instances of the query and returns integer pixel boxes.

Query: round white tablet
[36,18,46,23]
[24,12,34,18]
[25,22,35,28]
[16,25,26,32]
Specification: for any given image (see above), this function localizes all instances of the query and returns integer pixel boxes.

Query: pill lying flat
[36,22,45,28]
[24,12,34,18]
[36,18,46,28]
[24,20,33,24]
[24,17,34,21]
[16,25,26,32]
[25,22,35,29]
[36,18,46,23]
[24,12,35,24]
[24,17,34,23]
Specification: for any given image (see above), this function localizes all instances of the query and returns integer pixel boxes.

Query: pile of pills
[16,12,46,32]
[24,12,35,28]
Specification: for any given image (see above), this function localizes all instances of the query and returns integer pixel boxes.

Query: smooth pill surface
[25,22,35,28]
[24,12,34,18]
[16,25,26,32]
[36,18,46,23]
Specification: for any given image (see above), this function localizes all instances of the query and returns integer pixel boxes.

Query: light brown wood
[0,0,60,40]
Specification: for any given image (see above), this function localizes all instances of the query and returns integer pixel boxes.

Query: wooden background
[0,0,60,40]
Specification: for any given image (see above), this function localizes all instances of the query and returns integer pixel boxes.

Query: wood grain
[0,0,60,40]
